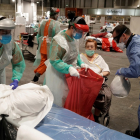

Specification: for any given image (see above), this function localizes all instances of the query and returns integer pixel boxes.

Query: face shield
[73,23,89,40]
[0,30,12,44]
[0,18,15,44]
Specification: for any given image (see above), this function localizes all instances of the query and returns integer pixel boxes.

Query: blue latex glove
[10,79,19,90]
[116,69,122,75]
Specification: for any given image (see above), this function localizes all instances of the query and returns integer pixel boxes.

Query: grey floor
[5,46,139,135]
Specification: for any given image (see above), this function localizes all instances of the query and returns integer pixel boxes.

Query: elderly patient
[80,39,112,125]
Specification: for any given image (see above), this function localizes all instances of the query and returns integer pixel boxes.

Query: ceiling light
[37,2,39,3]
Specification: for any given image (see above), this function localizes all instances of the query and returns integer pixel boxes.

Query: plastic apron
[34,20,51,66]
[0,42,13,84]
[45,33,79,107]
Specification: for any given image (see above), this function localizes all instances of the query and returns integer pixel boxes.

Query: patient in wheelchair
[80,39,112,126]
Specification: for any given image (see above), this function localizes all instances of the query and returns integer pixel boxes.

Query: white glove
[81,63,89,71]
[69,67,80,78]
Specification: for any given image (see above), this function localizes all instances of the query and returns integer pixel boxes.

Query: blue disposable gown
[120,35,140,78]
[120,34,140,134]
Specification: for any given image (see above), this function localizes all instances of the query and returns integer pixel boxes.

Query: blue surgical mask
[85,50,95,56]
[0,35,12,44]
[73,32,82,39]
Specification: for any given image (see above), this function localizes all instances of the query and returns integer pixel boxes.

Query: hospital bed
[85,36,123,53]
[36,104,138,140]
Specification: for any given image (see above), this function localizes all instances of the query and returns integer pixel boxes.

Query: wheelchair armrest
[103,76,108,82]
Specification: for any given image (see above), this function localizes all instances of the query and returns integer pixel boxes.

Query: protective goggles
[113,28,127,43]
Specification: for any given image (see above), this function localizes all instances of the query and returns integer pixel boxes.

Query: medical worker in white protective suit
[113,25,140,139]
[45,12,89,107]
[0,17,25,89]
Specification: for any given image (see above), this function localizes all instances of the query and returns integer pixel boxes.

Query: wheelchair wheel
[103,114,110,127]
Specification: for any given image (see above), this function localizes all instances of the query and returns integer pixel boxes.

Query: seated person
[80,39,112,125]
[80,39,110,77]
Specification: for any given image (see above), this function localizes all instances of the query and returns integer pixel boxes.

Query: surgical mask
[73,32,82,39]
[117,42,126,50]
[118,36,129,50]
[85,50,95,56]
[0,35,12,44]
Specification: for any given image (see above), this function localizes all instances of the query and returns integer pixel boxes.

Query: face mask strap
[114,28,127,43]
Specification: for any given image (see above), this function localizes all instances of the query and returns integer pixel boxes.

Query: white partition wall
[100,17,105,26]
[130,17,140,35]
[23,1,37,24]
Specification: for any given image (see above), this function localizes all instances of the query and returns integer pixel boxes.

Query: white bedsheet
[0,83,54,128]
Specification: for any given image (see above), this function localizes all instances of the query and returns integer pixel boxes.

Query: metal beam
[80,0,81,8]
[104,0,106,7]
[84,0,86,7]
[50,0,52,10]
[112,0,114,7]
[55,0,56,7]
[59,0,60,8]
[42,0,43,17]
[69,0,70,8]
[97,0,99,8]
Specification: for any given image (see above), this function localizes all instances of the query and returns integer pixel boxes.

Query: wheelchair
[93,76,112,127]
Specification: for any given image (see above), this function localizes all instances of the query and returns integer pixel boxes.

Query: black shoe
[125,130,135,137]
[125,126,140,139]
[103,114,110,127]
[94,115,100,123]
[32,75,39,82]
